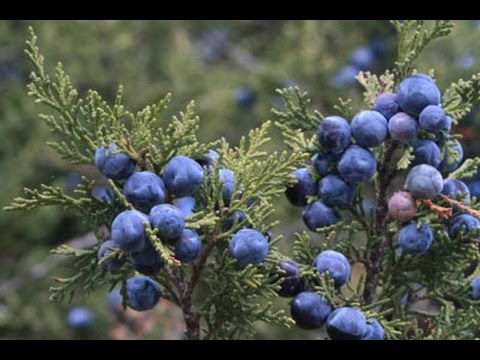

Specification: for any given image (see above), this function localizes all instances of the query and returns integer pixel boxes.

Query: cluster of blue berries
[93,145,269,311]
[286,74,471,249]
[286,113,381,231]
[282,72,480,338]
[276,250,384,339]
[371,74,480,302]
[383,74,479,257]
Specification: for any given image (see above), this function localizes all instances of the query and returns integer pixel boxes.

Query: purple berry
[388,191,417,222]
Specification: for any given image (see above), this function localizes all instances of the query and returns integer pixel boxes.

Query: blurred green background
[1,20,479,339]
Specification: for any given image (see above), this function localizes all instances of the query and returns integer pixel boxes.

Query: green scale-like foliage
[5,27,304,340]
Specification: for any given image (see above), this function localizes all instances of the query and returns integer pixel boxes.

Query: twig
[421,198,453,219]
[439,194,480,218]
[363,140,398,304]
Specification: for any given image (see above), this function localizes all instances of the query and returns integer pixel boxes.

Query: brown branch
[185,235,218,300]
[166,232,219,341]
[170,266,200,340]
[363,140,397,305]
[438,194,480,218]
[179,234,220,340]
[421,198,453,219]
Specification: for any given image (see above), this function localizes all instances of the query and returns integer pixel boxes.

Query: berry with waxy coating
[285,168,316,207]
[314,250,351,287]
[290,291,332,330]
[317,116,351,154]
[129,243,165,276]
[126,276,162,311]
[442,178,471,204]
[162,155,204,197]
[94,144,136,180]
[396,73,441,117]
[311,153,329,177]
[362,319,385,340]
[303,200,339,231]
[411,139,442,168]
[97,240,125,272]
[150,204,185,241]
[373,92,399,120]
[318,174,356,208]
[419,105,447,134]
[338,145,377,183]
[111,210,149,253]
[229,229,269,267]
[123,171,166,213]
[174,229,202,263]
[351,110,388,148]
[388,112,418,143]
[449,214,480,239]
[406,164,443,199]
[399,223,433,253]
[277,261,304,297]
[326,307,368,340]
